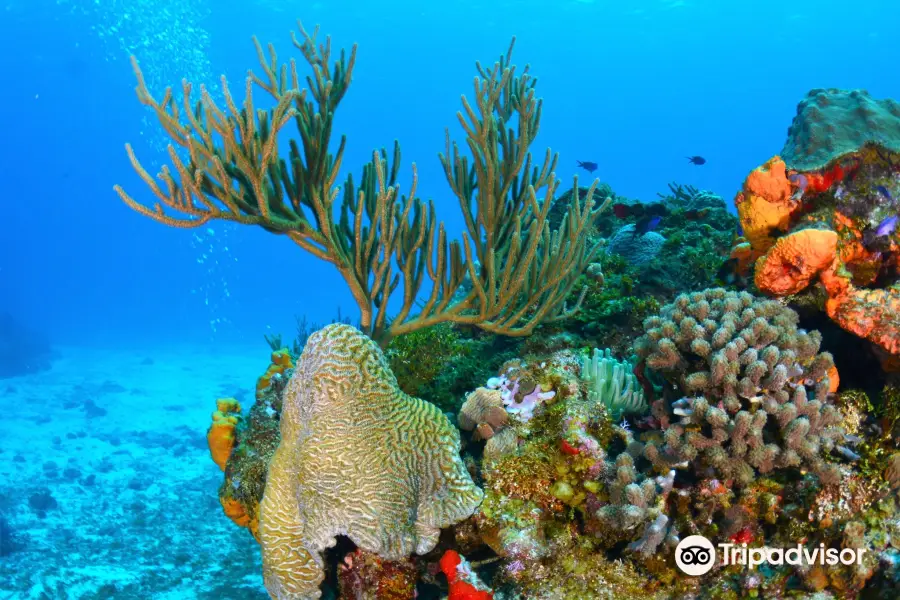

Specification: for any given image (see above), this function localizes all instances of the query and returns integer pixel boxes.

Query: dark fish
[645,203,669,217]
[687,156,706,165]
[715,257,748,287]
[612,202,668,220]
[683,208,711,220]
[736,223,744,237]
[632,215,662,237]
[877,185,892,201]
[576,160,599,173]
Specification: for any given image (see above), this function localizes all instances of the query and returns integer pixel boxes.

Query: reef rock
[781,88,900,171]
[258,323,483,600]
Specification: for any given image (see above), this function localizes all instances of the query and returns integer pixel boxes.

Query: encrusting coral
[114,23,609,346]
[258,323,483,599]
[635,288,845,485]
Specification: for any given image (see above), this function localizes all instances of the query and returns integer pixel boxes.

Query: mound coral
[636,288,844,484]
[605,224,666,266]
[258,323,482,599]
[781,88,900,171]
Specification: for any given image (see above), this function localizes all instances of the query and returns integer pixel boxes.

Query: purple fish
[875,215,899,237]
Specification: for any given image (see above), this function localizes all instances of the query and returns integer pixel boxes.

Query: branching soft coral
[114,23,608,346]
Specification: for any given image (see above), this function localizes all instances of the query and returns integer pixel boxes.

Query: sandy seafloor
[0,344,271,599]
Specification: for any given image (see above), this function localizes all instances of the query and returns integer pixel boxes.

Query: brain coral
[781,88,900,171]
[259,323,483,600]
[606,224,666,266]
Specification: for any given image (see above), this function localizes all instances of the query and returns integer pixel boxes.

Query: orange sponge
[735,157,798,254]
[256,349,294,398]
[208,398,241,471]
[754,229,838,296]
[220,496,260,541]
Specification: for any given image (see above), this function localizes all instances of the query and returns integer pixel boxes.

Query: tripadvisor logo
[675,535,716,576]
[674,535,867,576]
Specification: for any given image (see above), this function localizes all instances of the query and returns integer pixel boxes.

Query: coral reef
[258,323,482,599]
[730,89,900,360]
[138,73,900,600]
[337,549,417,600]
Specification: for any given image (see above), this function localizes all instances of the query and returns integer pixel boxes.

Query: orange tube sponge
[256,349,295,398]
[208,398,241,471]
[735,157,798,253]
[754,229,839,296]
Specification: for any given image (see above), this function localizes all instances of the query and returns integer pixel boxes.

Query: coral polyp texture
[258,323,483,600]
[635,288,843,484]
[781,88,900,171]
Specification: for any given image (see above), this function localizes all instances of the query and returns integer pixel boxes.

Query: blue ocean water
[2,0,896,346]
[1,0,899,597]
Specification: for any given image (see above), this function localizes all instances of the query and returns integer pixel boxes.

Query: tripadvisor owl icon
[675,535,716,576]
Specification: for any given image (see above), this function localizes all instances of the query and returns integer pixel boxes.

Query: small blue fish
[632,215,662,237]
[576,160,599,173]
[875,215,898,237]
[876,185,892,201]
[687,156,706,165]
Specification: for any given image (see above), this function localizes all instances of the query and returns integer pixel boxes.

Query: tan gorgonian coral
[258,323,483,600]
[113,22,609,346]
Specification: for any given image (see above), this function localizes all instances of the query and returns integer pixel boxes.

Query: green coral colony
[117,21,900,600]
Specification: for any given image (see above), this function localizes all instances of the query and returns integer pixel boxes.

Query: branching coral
[114,23,608,346]
[595,446,677,556]
[635,288,845,485]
